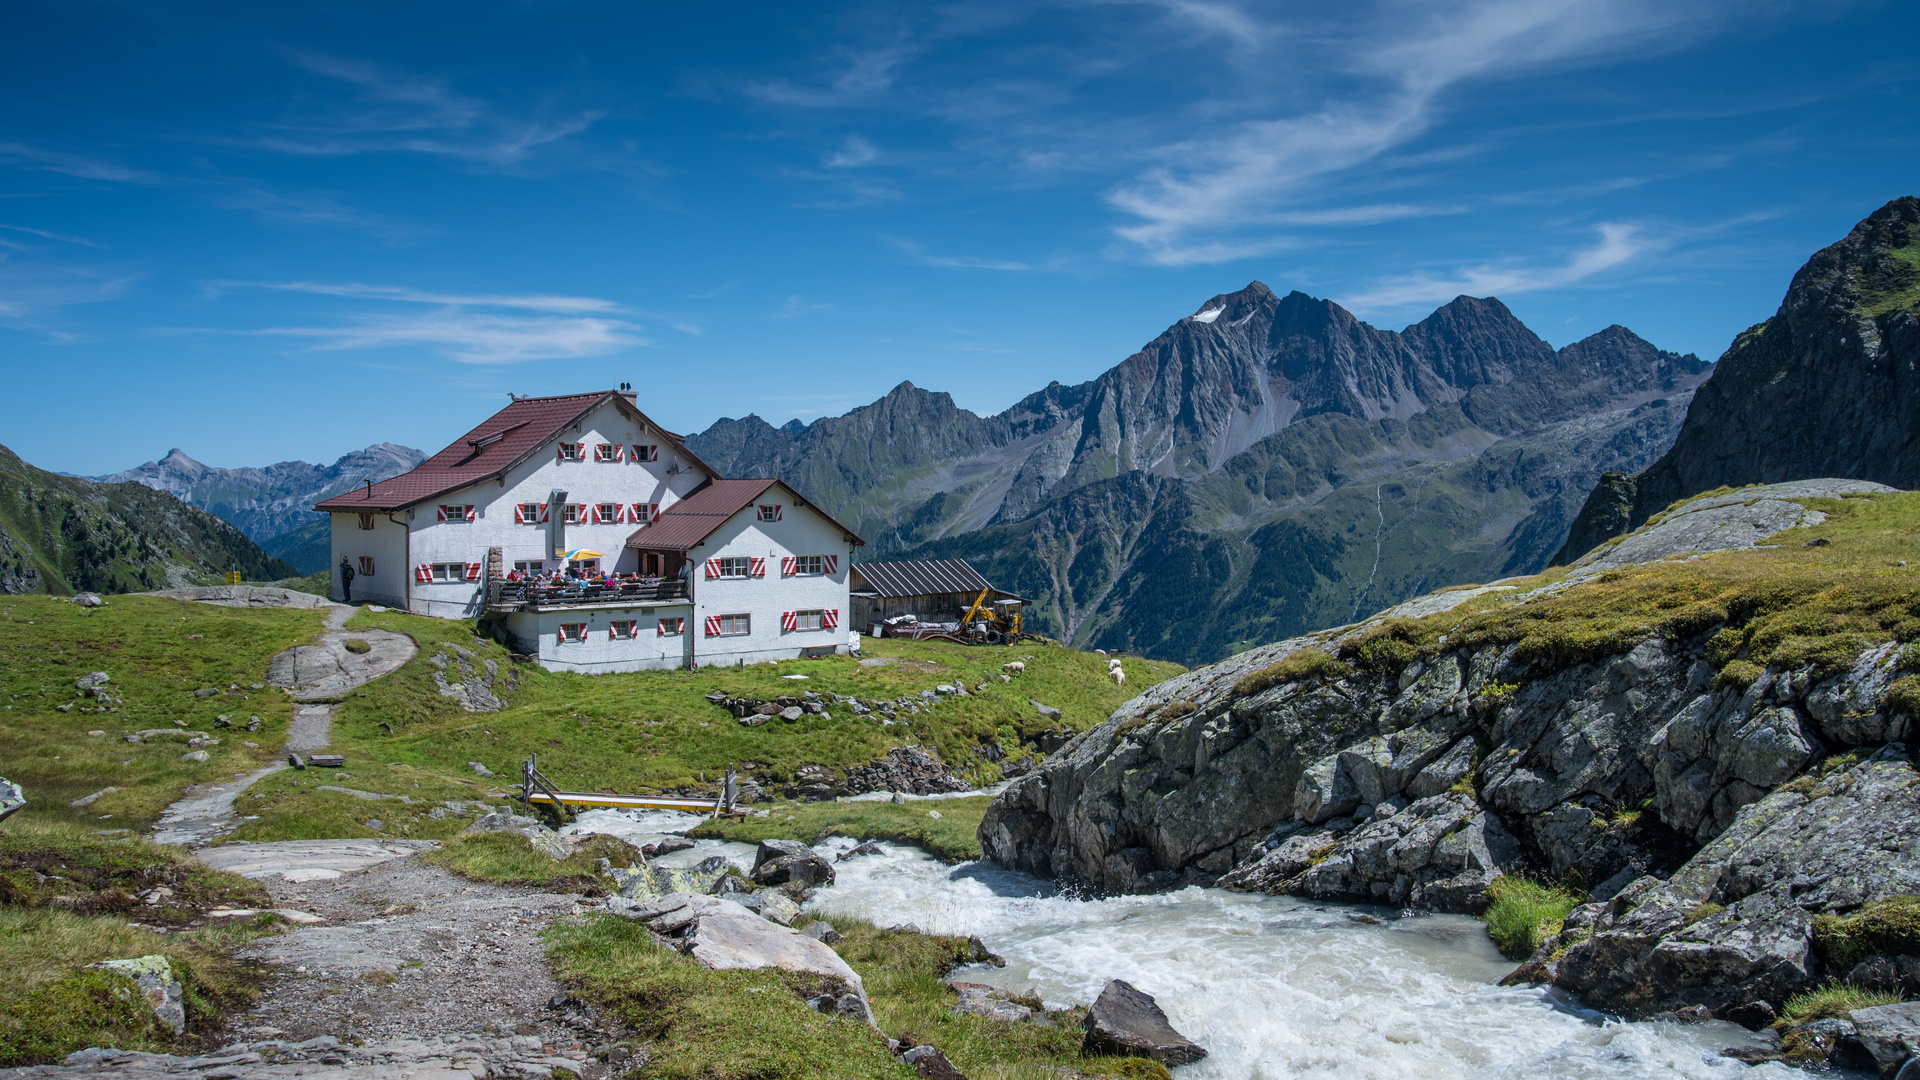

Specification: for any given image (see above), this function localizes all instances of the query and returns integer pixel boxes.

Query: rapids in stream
[564,808,1788,1079]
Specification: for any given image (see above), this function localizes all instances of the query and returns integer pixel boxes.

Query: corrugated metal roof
[849,559,992,598]
[315,390,717,513]
[625,478,867,552]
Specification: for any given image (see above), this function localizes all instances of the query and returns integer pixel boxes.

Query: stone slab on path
[196,839,438,882]
[267,625,416,703]
[144,586,337,610]
[149,765,285,848]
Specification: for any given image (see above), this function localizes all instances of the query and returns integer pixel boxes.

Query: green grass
[0,819,285,1065]
[1483,876,1582,960]
[1779,982,1903,1025]
[1813,895,1920,971]
[1338,489,1920,686]
[424,831,648,891]
[1859,238,1920,318]
[224,610,1177,844]
[547,912,1167,1080]
[1232,647,1350,698]
[691,797,992,863]
[0,594,319,831]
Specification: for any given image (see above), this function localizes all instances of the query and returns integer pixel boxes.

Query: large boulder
[752,839,836,887]
[461,813,570,859]
[88,955,185,1034]
[0,777,23,822]
[606,855,731,900]
[1850,1002,1920,1076]
[1080,979,1207,1065]
[1555,747,1920,1017]
[616,893,873,1024]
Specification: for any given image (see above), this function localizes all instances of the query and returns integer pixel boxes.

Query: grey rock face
[751,839,836,887]
[1561,196,1920,561]
[846,746,971,795]
[1080,979,1207,1065]
[1555,748,1920,1016]
[1850,1002,1920,1074]
[87,955,185,1034]
[0,777,24,822]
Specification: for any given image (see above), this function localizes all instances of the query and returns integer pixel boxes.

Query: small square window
[558,443,584,461]
[440,504,471,524]
[657,617,685,636]
[558,622,587,643]
[517,502,542,524]
[564,504,585,524]
[596,502,621,523]
[758,504,782,522]
[357,513,376,531]
[594,443,620,462]
[356,556,376,577]
[609,619,638,639]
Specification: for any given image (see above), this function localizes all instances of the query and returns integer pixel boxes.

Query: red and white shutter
[823,609,839,630]
[513,504,527,524]
[704,615,722,636]
[632,444,657,462]
[589,504,603,524]
[612,443,624,462]
[465,506,477,523]
[415,564,432,583]
[823,555,838,574]
[781,611,798,632]
[628,503,643,523]
[436,505,449,523]
[781,556,796,576]
[465,563,482,581]
[704,559,720,580]
[657,618,670,637]
[749,557,766,578]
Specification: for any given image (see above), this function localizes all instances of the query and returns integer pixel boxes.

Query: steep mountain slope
[691,286,1707,665]
[96,443,425,573]
[0,444,296,594]
[1559,196,1920,560]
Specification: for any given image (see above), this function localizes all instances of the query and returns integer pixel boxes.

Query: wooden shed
[848,558,1024,634]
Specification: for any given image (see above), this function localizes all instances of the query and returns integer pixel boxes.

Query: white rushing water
[565,808,1785,1079]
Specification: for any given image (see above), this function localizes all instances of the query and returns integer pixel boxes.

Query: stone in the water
[1081,979,1208,1065]
[1851,1002,1920,1075]
[89,955,184,1033]
[752,838,836,887]
[641,835,696,857]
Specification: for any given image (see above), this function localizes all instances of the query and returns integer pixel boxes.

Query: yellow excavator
[957,587,1028,645]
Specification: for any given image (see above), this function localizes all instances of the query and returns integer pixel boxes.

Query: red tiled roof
[314,391,716,512]
[626,478,866,551]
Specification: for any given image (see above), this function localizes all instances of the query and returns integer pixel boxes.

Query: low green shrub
[1812,895,1920,971]
[343,638,372,655]
[1232,648,1351,699]
[1780,982,1902,1025]
[1682,902,1724,927]
[1482,876,1582,960]
[1074,1059,1173,1080]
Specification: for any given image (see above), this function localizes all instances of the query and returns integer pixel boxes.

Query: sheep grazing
[1002,661,1026,674]
[1109,667,1126,688]
[1094,649,1108,657]
[1108,658,1123,669]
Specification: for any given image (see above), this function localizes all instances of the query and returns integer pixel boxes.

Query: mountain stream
[564,808,1789,1079]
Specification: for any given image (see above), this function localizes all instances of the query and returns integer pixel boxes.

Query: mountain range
[687,285,1709,665]
[0,443,296,594]
[94,443,426,573]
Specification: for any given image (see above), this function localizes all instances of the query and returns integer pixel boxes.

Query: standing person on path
[338,556,355,603]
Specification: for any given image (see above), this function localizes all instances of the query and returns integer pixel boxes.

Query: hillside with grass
[0,444,296,595]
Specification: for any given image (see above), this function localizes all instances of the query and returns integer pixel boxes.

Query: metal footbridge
[519,754,738,817]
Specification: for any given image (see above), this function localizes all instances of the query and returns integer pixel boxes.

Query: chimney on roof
[616,382,636,404]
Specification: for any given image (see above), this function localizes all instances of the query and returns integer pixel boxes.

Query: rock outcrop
[980,481,1919,1016]
[1560,196,1920,562]
[845,746,972,795]
[1080,979,1207,1066]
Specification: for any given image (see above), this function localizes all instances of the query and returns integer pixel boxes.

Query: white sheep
[1002,661,1026,674]
[1108,657,1123,669]
[1094,649,1108,657]
[1109,667,1126,688]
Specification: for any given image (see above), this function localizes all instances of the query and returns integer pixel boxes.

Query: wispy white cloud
[824,134,880,168]
[884,235,1030,270]
[225,280,625,314]
[203,186,429,244]
[0,223,106,248]
[0,142,156,183]
[1336,222,1652,312]
[773,296,837,319]
[242,311,650,364]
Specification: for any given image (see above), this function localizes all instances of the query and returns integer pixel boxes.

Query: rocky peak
[1402,295,1554,391]
[1560,195,1920,560]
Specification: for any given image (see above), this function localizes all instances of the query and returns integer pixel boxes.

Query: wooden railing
[486,579,689,610]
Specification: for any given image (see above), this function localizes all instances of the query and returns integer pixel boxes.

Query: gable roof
[314,390,716,513]
[625,477,866,552]
[849,559,992,598]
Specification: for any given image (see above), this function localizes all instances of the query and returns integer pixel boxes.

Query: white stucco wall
[327,511,411,608]
[398,398,711,618]
[687,496,855,668]
[504,603,695,674]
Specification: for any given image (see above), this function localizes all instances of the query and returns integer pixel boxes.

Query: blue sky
[2,0,1916,475]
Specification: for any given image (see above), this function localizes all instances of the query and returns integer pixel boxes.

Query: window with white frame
[356,556,376,577]
[440,504,471,523]
[791,554,824,576]
[430,562,465,582]
[558,622,587,643]
[517,502,542,523]
[513,560,546,574]
[357,513,375,531]
[792,609,825,631]
[716,613,750,636]
[596,502,621,523]
[632,444,659,461]
[657,617,685,636]
[558,442,584,461]
[594,443,620,462]
[716,556,752,577]
[609,620,639,639]
[564,504,584,524]
[758,504,781,521]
